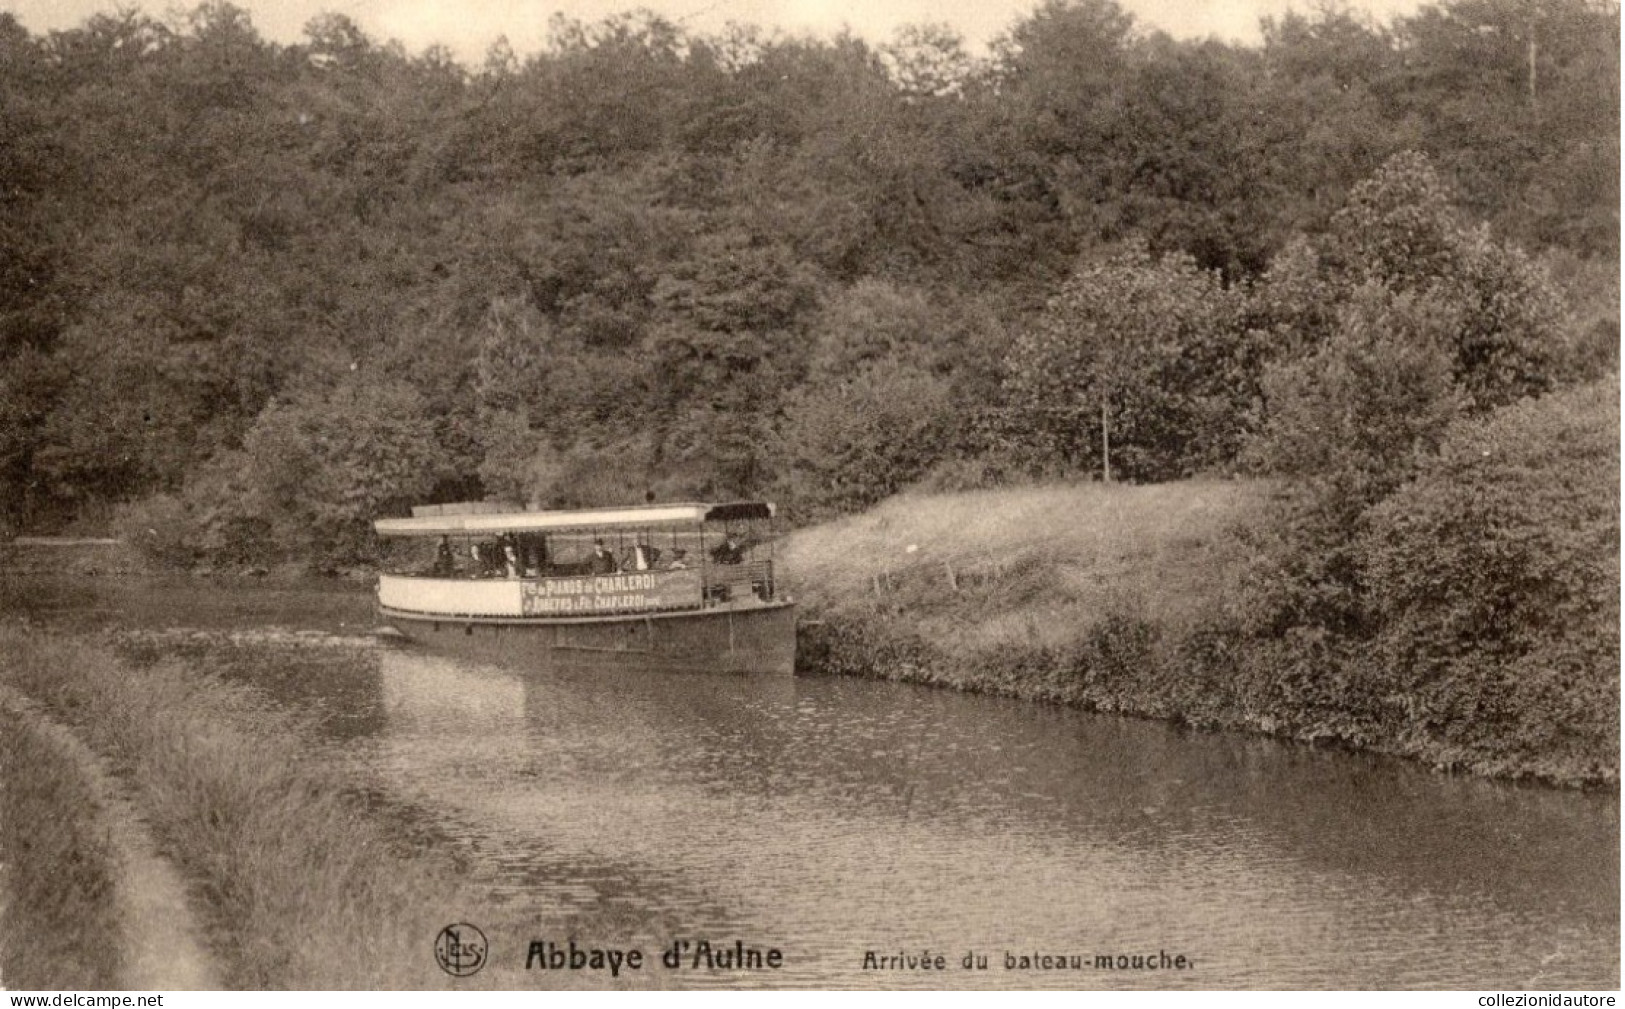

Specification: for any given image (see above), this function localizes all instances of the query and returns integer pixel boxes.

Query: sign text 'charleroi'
[521,569,703,616]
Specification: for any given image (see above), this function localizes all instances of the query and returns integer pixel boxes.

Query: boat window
[378,536,448,576]
[547,533,595,571]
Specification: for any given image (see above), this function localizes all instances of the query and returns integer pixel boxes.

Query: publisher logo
[435,922,489,977]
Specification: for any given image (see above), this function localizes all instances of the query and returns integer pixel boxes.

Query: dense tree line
[0,0,1615,567]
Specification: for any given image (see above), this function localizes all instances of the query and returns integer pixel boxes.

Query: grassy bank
[0,626,472,989]
[782,475,1617,787]
[0,706,123,989]
[783,479,1269,714]
[785,479,1265,662]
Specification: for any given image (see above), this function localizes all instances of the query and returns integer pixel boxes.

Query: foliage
[1247,283,1465,502]
[1324,150,1465,286]
[0,1,1613,558]
[109,493,198,569]
[1003,245,1252,481]
[786,455,1617,784]
[776,358,959,520]
[1238,151,1586,646]
[237,379,452,568]
[1538,247,1621,383]
[1356,377,1620,776]
[1219,153,1615,781]
[1323,152,1571,411]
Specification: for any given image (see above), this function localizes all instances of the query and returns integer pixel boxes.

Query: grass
[0,625,477,989]
[782,478,1272,657]
[0,706,123,990]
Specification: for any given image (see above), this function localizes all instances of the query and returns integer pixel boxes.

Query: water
[7,575,1618,989]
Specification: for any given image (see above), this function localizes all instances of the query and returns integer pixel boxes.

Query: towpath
[0,687,220,989]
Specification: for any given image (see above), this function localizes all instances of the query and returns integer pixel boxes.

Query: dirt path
[0,688,220,989]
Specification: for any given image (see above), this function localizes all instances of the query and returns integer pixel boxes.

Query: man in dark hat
[588,539,618,574]
[710,532,746,565]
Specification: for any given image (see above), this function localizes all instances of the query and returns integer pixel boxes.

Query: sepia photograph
[0,0,1617,994]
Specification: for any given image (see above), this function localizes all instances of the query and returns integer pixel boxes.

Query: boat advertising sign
[520,569,704,616]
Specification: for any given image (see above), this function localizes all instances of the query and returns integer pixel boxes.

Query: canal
[9,574,1619,989]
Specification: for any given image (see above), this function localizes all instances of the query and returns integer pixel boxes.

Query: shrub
[909,454,1020,494]
[1247,283,1465,501]
[1324,152,1569,412]
[180,451,278,568]
[1239,284,1466,638]
[1357,377,1620,778]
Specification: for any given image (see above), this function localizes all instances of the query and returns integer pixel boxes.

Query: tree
[1076,38,1283,275]
[0,347,67,528]
[1,0,1612,549]
[1255,6,1415,233]
[239,379,452,567]
[1261,4,1395,89]
[1003,245,1252,481]
[1391,0,1620,255]
[303,12,375,73]
[1236,151,1584,657]
[882,23,977,98]
[1323,152,1571,410]
[1247,283,1466,505]
[991,0,1134,129]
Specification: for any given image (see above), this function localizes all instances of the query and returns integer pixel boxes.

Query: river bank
[0,625,467,989]
[0,686,217,989]
[781,479,1618,789]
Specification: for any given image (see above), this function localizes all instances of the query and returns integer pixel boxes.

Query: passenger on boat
[667,549,689,570]
[628,542,660,571]
[503,542,520,578]
[588,539,618,574]
[471,541,504,577]
[432,536,455,576]
[710,533,746,565]
[521,537,546,577]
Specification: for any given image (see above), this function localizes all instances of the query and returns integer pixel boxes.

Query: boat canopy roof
[374,501,775,538]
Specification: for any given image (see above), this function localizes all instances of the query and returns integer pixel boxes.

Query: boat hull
[378,601,797,676]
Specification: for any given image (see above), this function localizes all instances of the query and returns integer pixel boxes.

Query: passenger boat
[373,501,796,675]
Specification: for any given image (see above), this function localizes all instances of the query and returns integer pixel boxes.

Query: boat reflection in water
[369,644,1618,990]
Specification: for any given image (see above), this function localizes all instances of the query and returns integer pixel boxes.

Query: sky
[6,0,1430,62]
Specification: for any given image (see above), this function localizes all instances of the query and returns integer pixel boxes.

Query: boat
[372,500,796,675]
